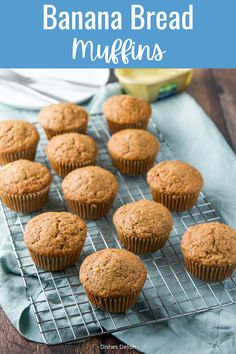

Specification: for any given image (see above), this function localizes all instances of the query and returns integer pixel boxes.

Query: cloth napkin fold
[0,83,236,353]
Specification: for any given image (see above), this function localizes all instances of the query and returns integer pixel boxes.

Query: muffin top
[46,133,98,164]
[24,212,87,256]
[38,103,88,131]
[103,95,152,124]
[62,166,118,203]
[0,159,51,194]
[108,129,160,160]
[80,248,147,297]
[181,222,236,267]
[113,200,172,239]
[0,120,39,154]
[147,160,204,195]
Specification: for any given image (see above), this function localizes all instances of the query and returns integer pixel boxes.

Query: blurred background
[0,68,234,152]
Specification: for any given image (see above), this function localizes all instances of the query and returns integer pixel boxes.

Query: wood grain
[211,69,236,151]
[187,69,233,148]
[0,69,235,354]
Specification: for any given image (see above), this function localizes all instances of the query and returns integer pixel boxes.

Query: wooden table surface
[0,69,235,354]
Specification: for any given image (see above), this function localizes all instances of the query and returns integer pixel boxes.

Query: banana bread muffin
[181,222,236,282]
[39,102,89,139]
[80,248,147,312]
[0,120,39,165]
[62,166,118,219]
[108,129,160,175]
[0,159,51,213]
[24,212,87,271]
[103,95,152,134]
[46,133,98,177]
[147,160,204,211]
[113,200,173,254]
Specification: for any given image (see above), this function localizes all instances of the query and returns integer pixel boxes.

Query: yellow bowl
[114,69,193,102]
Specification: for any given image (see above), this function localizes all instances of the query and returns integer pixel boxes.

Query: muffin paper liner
[43,123,88,140]
[149,188,200,212]
[183,256,235,282]
[1,185,50,213]
[117,230,169,254]
[110,153,156,175]
[106,119,149,135]
[84,288,140,313]
[0,144,38,165]
[48,157,96,177]
[29,249,82,271]
[65,196,116,220]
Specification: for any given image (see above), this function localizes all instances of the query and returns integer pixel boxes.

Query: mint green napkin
[0,83,236,353]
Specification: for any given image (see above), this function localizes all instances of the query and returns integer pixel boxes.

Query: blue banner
[0,0,235,68]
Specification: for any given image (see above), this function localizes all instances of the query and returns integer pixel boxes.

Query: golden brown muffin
[0,159,51,213]
[46,133,98,177]
[147,160,204,211]
[113,200,173,254]
[103,95,152,134]
[108,129,160,175]
[24,212,87,271]
[0,120,39,165]
[181,222,236,282]
[38,102,89,139]
[80,248,147,312]
[62,166,118,219]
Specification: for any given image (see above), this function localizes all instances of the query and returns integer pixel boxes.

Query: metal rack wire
[1,115,236,345]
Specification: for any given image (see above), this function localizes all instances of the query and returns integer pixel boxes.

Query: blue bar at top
[0,0,235,68]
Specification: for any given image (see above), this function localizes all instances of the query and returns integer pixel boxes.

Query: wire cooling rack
[1,115,236,345]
